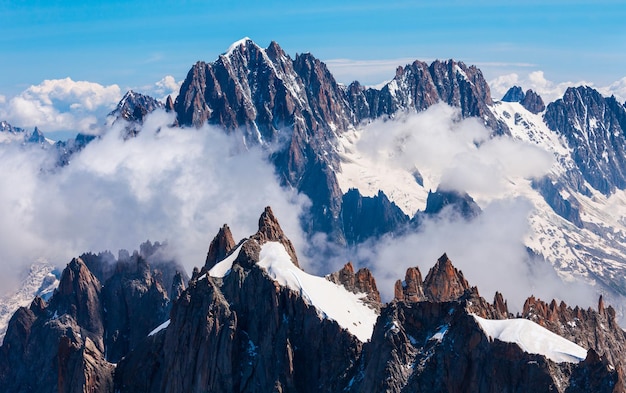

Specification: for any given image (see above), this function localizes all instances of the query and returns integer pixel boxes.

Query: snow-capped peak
[224,37,256,56]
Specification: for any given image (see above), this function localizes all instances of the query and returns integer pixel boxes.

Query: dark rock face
[522,89,546,114]
[545,86,626,195]
[394,266,426,302]
[352,299,618,393]
[502,85,525,102]
[0,258,115,393]
[422,188,481,220]
[501,86,545,114]
[422,253,471,302]
[341,188,409,244]
[116,211,363,393]
[4,210,625,392]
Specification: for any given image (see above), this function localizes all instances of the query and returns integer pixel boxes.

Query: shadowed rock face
[545,86,626,195]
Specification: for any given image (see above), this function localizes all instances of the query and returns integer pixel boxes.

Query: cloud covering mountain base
[0,111,308,293]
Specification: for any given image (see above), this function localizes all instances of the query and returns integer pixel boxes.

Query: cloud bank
[489,70,626,103]
[0,76,183,138]
[0,111,308,293]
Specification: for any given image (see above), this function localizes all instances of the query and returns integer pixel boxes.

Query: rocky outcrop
[0,258,115,393]
[394,266,426,302]
[251,206,300,267]
[352,299,618,393]
[502,86,525,102]
[502,86,545,114]
[0,241,188,392]
[115,210,364,393]
[204,224,236,270]
[423,253,471,302]
[522,295,626,380]
[522,89,546,114]
[327,262,381,309]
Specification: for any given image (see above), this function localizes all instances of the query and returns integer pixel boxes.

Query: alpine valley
[2,38,626,392]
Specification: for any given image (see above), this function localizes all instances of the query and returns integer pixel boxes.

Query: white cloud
[0,110,309,293]
[488,70,626,104]
[139,75,182,102]
[347,198,596,311]
[601,77,626,103]
[354,104,553,198]
[0,78,121,135]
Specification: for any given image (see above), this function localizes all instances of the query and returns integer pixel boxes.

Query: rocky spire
[394,266,426,302]
[502,85,525,102]
[204,224,236,270]
[327,262,381,309]
[251,206,300,267]
[422,253,470,302]
[49,258,105,345]
[521,89,545,114]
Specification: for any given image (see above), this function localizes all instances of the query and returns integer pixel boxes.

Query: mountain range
[2,37,626,391]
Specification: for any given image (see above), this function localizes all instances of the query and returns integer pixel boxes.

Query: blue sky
[1,0,625,136]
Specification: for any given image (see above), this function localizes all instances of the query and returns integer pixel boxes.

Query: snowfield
[473,314,587,363]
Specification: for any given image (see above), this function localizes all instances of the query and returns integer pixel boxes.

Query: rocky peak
[293,51,356,131]
[502,85,525,102]
[204,224,236,270]
[521,89,545,114]
[251,206,300,267]
[165,95,175,112]
[422,253,470,302]
[110,90,164,124]
[49,258,105,342]
[327,262,381,309]
[393,266,425,302]
[423,188,481,219]
[545,85,626,195]
[108,90,164,138]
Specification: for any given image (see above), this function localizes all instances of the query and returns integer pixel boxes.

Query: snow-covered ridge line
[208,240,379,342]
[257,242,378,342]
[472,314,587,363]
